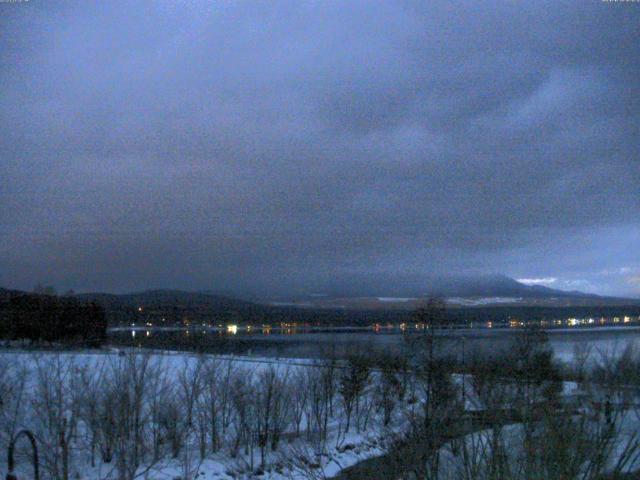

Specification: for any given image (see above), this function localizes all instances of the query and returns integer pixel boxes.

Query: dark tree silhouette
[0,293,106,345]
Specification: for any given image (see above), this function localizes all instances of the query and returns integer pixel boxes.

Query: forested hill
[67,289,640,327]
[76,289,266,325]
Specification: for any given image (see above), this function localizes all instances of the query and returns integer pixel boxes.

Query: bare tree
[254,365,292,467]
[229,372,257,469]
[216,359,235,441]
[107,353,157,480]
[146,360,172,462]
[157,387,183,458]
[338,354,370,435]
[78,358,108,467]
[305,364,333,452]
[374,354,404,427]
[0,358,29,453]
[572,341,593,383]
[195,357,218,455]
[290,368,310,438]
[32,355,84,480]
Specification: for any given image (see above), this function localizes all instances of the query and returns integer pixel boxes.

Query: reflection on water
[108,325,640,361]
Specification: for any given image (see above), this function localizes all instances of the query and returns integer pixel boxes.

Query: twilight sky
[1,1,639,298]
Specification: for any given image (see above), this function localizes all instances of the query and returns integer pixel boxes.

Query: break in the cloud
[0,1,639,297]
[518,277,603,294]
[517,278,558,286]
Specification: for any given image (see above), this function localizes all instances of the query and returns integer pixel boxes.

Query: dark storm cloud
[1,0,639,297]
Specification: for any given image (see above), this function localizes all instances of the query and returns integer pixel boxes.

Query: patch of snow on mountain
[446,297,522,306]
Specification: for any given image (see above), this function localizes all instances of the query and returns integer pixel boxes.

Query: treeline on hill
[71,289,640,328]
[0,291,106,345]
[105,303,640,329]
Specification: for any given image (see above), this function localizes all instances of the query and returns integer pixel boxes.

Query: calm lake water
[108,325,640,362]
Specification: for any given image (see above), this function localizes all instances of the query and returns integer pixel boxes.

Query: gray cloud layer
[1,1,639,297]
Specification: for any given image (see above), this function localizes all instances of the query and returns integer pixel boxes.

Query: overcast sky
[1,0,639,298]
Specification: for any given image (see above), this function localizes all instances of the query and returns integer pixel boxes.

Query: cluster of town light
[128,305,639,336]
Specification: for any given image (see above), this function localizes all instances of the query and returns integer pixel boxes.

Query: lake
[108,325,640,363]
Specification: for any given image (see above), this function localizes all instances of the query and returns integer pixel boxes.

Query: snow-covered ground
[1,343,638,480]
[446,297,522,306]
[0,349,409,480]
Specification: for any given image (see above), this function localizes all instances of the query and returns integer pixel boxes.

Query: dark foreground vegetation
[337,325,640,479]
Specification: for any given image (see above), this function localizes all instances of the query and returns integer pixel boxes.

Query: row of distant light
[131,306,638,332]
[565,316,633,326]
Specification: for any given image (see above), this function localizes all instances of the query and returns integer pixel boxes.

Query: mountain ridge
[2,275,639,313]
